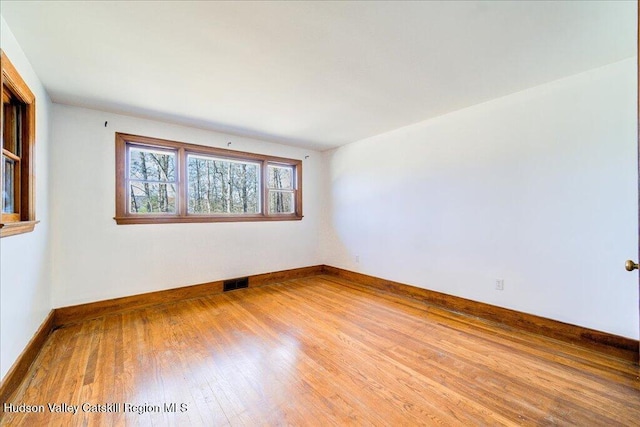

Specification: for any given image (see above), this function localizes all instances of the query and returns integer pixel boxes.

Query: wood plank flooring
[2,275,639,426]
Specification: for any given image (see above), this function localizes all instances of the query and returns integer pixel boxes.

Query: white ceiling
[1,1,635,151]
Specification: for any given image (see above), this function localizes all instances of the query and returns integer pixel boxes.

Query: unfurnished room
[0,1,639,425]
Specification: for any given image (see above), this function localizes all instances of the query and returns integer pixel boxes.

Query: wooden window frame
[0,50,37,238]
[115,133,303,224]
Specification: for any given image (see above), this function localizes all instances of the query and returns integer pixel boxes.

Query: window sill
[0,220,39,238]
[114,215,303,225]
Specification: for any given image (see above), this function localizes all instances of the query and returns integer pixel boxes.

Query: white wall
[321,58,639,339]
[50,105,322,307]
[0,17,53,379]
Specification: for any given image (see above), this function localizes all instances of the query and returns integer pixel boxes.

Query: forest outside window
[115,133,303,224]
[187,154,260,215]
[1,50,37,238]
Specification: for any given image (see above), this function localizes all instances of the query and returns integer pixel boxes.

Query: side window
[1,50,37,238]
[128,145,177,214]
[268,164,296,214]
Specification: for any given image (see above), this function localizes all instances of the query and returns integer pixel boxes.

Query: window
[187,154,260,215]
[115,133,302,224]
[268,164,296,214]
[1,50,37,238]
[128,146,177,214]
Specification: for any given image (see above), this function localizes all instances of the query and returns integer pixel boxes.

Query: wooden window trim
[0,220,38,237]
[1,50,37,238]
[115,133,303,224]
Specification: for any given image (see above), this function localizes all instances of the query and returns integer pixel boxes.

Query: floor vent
[223,277,249,292]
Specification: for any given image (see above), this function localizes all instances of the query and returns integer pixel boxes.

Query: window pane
[2,101,23,156]
[269,191,294,214]
[268,165,293,190]
[129,183,176,213]
[187,155,260,214]
[129,147,176,181]
[2,156,15,213]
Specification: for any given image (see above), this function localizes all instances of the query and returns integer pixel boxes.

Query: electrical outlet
[495,279,504,291]
[355,255,360,263]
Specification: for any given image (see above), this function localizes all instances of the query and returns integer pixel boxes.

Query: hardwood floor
[2,275,639,426]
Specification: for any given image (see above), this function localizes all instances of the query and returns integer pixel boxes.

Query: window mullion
[178,147,187,216]
[262,161,269,216]
[295,164,301,216]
